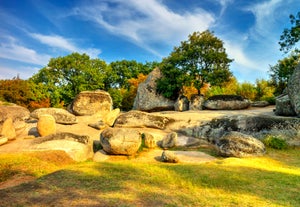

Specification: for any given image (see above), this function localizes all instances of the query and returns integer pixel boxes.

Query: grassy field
[0,148,299,207]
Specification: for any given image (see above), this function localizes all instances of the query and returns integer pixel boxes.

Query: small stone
[161,132,177,149]
[161,150,179,163]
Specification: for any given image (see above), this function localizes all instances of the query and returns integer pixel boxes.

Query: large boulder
[70,90,112,116]
[133,68,175,112]
[114,110,174,130]
[217,131,266,157]
[189,94,205,110]
[1,118,16,140]
[100,128,141,155]
[37,114,56,137]
[0,105,30,133]
[174,95,189,112]
[275,94,296,116]
[31,132,91,162]
[160,132,177,149]
[203,95,250,110]
[31,108,77,124]
[287,63,300,117]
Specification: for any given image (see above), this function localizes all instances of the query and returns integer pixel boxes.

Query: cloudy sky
[0,0,299,82]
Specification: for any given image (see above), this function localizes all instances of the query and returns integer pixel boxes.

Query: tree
[269,52,300,95]
[30,53,109,107]
[157,30,233,99]
[109,60,157,89]
[279,12,300,53]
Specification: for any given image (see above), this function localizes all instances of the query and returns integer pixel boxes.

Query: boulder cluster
[275,63,300,117]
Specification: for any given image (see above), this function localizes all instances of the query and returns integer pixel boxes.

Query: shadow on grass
[0,156,299,206]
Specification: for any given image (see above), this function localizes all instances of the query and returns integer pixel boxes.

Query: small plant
[263,135,288,150]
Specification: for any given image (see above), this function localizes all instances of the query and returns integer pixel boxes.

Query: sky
[0,0,299,82]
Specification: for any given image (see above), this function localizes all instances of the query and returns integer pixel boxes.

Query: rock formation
[174,95,189,112]
[37,114,56,137]
[70,90,112,116]
[133,68,175,112]
[217,131,265,157]
[189,94,205,110]
[31,108,77,124]
[203,95,250,110]
[287,63,300,116]
[114,110,174,130]
[100,128,141,155]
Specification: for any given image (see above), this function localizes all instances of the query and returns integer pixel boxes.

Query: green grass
[0,148,299,207]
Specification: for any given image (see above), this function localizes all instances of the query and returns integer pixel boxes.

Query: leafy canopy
[279,11,300,53]
[157,30,233,100]
[30,53,109,107]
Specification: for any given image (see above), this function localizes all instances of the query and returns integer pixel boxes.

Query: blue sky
[0,0,299,82]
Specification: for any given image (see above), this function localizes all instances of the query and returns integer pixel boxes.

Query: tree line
[1,12,299,111]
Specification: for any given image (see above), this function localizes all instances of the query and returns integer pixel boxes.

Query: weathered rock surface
[37,114,56,137]
[32,132,90,145]
[174,95,189,112]
[133,68,175,112]
[251,101,269,107]
[88,120,107,130]
[114,110,174,130]
[0,105,30,132]
[30,132,91,161]
[31,108,77,124]
[93,150,109,162]
[102,108,120,126]
[203,95,250,110]
[189,94,205,110]
[0,137,8,146]
[70,90,112,116]
[161,150,179,163]
[1,118,16,140]
[143,132,156,149]
[160,132,177,149]
[217,131,265,157]
[275,94,296,116]
[100,128,141,155]
[287,63,300,116]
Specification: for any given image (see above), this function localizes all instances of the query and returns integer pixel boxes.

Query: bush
[263,135,288,150]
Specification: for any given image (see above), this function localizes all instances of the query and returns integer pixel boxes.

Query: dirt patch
[0,174,36,190]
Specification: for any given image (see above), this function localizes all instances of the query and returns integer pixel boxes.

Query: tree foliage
[157,30,233,99]
[30,53,109,107]
[269,52,300,95]
[279,12,300,53]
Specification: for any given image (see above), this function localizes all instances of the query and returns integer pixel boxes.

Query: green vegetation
[157,30,233,99]
[0,149,299,206]
[263,135,288,150]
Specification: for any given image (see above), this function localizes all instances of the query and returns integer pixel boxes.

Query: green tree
[157,30,233,99]
[279,12,300,53]
[30,53,109,107]
[269,52,300,95]
[109,60,156,89]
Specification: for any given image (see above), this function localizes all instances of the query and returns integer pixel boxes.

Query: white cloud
[0,36,51,65]
[0,65,39,80]
[30,33,101,58]
[74,0,215,56]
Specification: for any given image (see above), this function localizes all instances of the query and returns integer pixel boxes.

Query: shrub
[263,135,288,150]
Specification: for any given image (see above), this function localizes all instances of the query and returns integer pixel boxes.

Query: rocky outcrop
[251,101,269,107]
[203,95,250,110]
[100,128,141,155]
[189,94,205,110]
[161,150,179,163]
[143,133,156,149]
[133,68,175,112]
[1,118,16,140]
[70,90,112,116]
[217,131,265,157]
[114,110,174,130]
[160,132,177,149]
[275,94,296,116]
[30,132,91,162]
[287,63,300,116]
[31,108,77,124]
[102,108,120,126]
[37,114,56,137]
[174,95,189,112]
[0,105,30,133]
